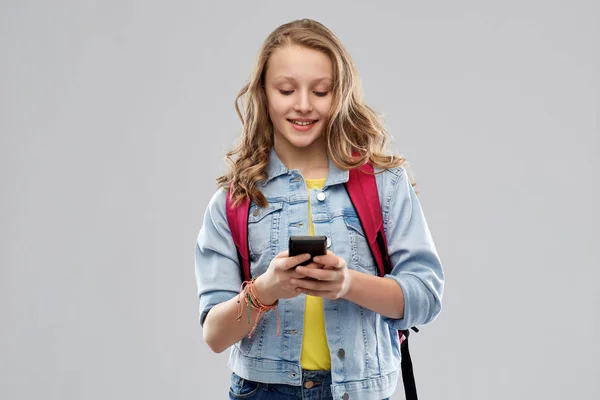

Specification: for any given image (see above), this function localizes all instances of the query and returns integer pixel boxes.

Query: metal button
[316,192,326,201]
[252,209,260,217]
[337,348,345,358]
[304,380,314,389]
[342,393,350,400]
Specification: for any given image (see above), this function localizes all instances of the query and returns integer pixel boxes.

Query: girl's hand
[254,251,312,304]
[291,251,351,300]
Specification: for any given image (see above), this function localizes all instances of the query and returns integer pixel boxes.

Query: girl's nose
[294,92,313,113]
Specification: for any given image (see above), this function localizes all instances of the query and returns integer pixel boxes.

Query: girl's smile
[288,118,319,131]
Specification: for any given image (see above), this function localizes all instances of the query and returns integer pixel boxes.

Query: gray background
[1,1,598,399]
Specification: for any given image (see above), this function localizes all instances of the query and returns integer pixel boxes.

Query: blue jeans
[228,370,390,400]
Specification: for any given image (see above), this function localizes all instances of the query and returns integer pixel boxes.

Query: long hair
[217,19,414,207]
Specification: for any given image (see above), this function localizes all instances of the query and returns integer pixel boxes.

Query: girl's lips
[287,118,318,123]
[288,119,318,132]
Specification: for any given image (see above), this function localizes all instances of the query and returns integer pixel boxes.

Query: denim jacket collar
[264,147,350,187]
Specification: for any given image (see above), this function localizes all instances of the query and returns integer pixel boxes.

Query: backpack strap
[225,189,251,282]
[345,163,419,400]
[345,163,392,277]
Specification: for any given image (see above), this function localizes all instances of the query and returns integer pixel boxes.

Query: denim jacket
[195,149,444,400]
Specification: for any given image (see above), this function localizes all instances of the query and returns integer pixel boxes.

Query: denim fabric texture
[228,371,390,400]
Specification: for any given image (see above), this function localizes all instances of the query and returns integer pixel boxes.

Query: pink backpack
[226,163,419,400]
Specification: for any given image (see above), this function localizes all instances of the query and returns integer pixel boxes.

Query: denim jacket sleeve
[194,188,242,326]
[380,168,445,330]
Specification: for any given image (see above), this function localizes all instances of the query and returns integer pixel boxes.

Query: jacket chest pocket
[247,201,283,262]
[343,214,377,274]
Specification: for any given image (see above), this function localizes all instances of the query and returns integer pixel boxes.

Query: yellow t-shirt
[300,178,331,370]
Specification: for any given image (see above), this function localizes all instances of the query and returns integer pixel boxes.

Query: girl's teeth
[292,120,313,126]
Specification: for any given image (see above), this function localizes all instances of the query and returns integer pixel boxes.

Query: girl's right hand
[254,251,312,305]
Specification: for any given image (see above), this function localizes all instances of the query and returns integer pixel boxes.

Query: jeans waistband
[301,369,331,381]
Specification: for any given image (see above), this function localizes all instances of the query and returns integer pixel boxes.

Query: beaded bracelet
[237,278,281,338]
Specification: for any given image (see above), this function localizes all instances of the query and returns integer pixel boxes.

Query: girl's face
[264,45,333,152]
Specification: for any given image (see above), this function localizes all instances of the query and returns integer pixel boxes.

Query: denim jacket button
[316,192,326,201]
[304,380,314,389]
[337,348,345,358]
[342,393,350,400]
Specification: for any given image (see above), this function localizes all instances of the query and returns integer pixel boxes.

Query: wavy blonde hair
[217,19,414,207]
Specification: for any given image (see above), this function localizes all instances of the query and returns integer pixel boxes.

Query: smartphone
[289,236,327,266]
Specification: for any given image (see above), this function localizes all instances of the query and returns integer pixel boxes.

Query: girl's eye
[279,90,294,96]
[314,91,329,97]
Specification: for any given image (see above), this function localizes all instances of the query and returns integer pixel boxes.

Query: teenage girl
[195,18,444,400]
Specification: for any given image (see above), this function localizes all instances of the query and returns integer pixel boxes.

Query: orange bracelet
[237,279,280,338]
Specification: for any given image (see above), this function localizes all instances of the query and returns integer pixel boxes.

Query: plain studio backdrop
[1,1,598,399]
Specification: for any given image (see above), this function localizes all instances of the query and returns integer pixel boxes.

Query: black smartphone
[289,236,327,266]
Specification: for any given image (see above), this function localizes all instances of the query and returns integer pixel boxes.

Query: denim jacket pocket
[343,214,377,274]
[247,201,283,261]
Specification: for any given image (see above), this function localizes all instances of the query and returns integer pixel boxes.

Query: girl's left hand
[291,251,351,300]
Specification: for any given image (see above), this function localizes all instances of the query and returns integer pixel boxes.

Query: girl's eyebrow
[273,75,333,84]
